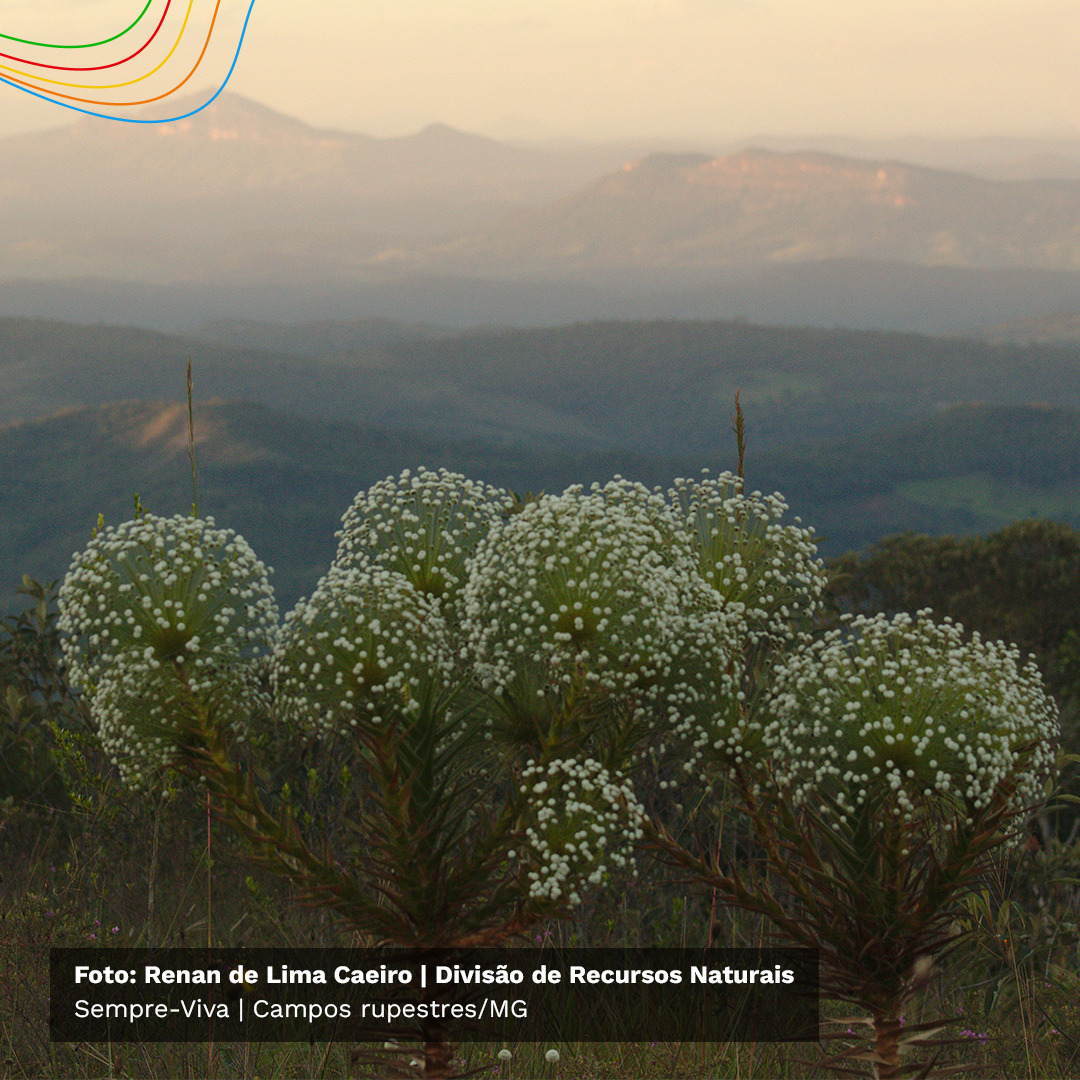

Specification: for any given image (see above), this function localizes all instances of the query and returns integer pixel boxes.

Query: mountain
[4,315,1080,605]
[981,311,1080,344]
[710,134,1080,182]
[0,316,621,449]
[0,92,643,282]
[8,261,1080,336]
[8,315,1080,459]
[752,403,1080,554]
[8,100,1080,332]
[10,102,1080,284]
[411,148,1080,276]
[0,91,609,211]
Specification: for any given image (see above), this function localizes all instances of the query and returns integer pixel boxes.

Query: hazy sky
[2,0,1079,141]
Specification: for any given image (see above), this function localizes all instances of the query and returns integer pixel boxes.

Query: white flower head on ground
[519,757,644,905]
[272,566,455,736]
[58,513,277,785]
[764,610,1059,827]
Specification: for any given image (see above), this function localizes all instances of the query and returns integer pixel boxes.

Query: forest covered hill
[6,315,1080,452]
[2,397,1077,612]
[3,314,1079,608]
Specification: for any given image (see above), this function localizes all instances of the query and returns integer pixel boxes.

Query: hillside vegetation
[7,315,1080,453]
[0,400,692,610]
[3,315,1080,607]
[2,396,1077,612]
[750,403,1080,553]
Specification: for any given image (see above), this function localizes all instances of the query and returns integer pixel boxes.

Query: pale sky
[2,0,1079,141]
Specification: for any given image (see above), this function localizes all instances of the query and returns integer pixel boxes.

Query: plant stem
[873,1009,902,1080]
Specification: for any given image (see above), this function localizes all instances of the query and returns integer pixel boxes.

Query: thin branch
[731,388,747,481]
[186,359,199,518]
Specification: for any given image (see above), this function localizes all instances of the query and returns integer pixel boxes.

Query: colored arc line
[2,0,192,92]
[0,0,232,110]
[0,0,255,122]
[1,2,170,71]
[0,0,153,48]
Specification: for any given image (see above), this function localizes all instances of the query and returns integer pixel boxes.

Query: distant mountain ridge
[8,96,1080,331]
[0,91,580,205]
[414,147,1080,275]
[7,314,1080,461]
[0,92,643,282]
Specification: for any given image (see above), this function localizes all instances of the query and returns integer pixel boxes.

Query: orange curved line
[0,0,194,91]
[3,0,223,108]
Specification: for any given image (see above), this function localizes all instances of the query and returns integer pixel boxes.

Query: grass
[4,760,1080,1080]
[896,472,1080,525]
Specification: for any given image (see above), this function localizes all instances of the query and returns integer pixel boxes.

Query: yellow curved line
[0,0,195,91]
[1,0,222,107]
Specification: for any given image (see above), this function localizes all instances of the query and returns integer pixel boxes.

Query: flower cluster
[463,479,704,700]
[272,566,455,736]
[334,468,511,622]
[764,611,1059,824]
[651,613,752,775]
[668,471,824,645]
[518,757,644,905]
[58,514,277,785]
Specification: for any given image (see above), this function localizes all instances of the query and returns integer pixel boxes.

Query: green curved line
[0,0,153,48]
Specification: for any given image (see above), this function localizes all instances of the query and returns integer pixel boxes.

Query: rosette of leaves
[272,565,456,737]
[57,514,277,785]
[333,468,512,625]
[517,757,645,906]
[668,470,825,646]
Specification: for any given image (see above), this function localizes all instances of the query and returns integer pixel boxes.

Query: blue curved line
[0,0,257,124]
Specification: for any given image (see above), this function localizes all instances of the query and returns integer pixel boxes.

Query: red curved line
[3,0,221,107]
[0,0,171,71]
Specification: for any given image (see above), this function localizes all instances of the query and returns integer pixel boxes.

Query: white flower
[333,468,511,625]
[463,479,707,702]
[273,566,455,736]
[668,470,825,645]
[519,757,645,905]
[58,514,277,785]
[545,1048,560,1063]
[497,1048,513,1061]
[461,476,769,770]
[764,610,1059,827]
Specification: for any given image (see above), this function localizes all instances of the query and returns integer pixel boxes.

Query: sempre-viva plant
[57,467,1059,1078]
